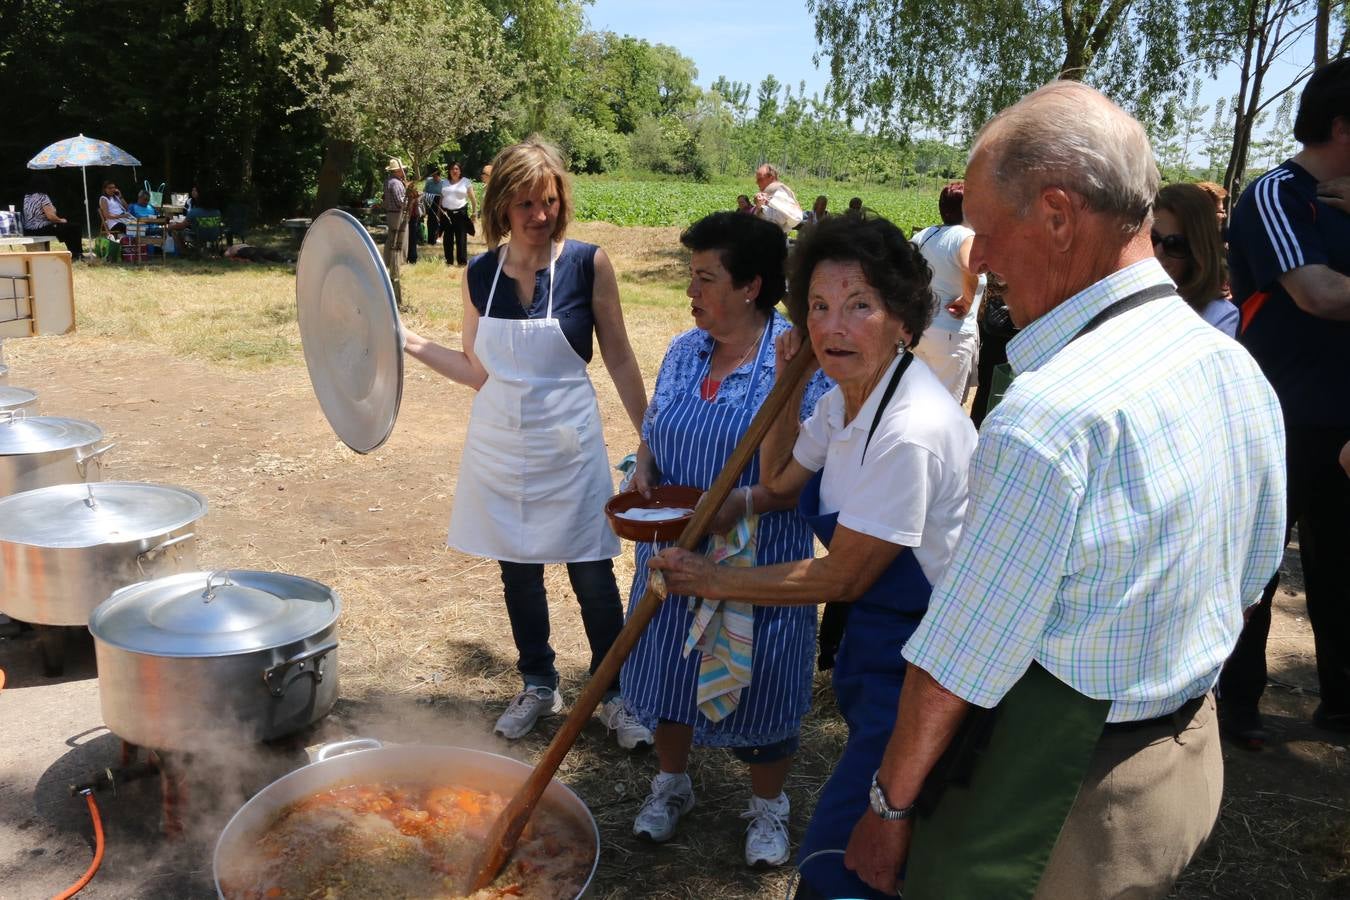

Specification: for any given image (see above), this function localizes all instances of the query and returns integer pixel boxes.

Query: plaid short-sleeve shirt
[903,258,1287,722]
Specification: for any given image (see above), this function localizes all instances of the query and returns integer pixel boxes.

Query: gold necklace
[714,322,766,376]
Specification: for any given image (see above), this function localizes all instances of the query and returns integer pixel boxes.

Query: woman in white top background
[439,160,477,267]
[97,180,136,235]
[909,182,981,404]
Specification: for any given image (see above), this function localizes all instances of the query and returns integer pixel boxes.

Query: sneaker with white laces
[742,792,791,867]
[596,698,654,750]
[493,686,564,739]
[633,772,695,843]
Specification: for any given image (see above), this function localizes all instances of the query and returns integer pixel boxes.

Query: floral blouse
[641,310,834,445]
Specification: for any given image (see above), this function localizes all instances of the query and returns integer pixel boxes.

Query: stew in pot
[218,782,593,899]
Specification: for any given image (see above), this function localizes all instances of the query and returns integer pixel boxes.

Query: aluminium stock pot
[0,410,112,497]
[0,386,36,414]
[0,481,204,626]
[214,739,598,899]
[89,569,340,751]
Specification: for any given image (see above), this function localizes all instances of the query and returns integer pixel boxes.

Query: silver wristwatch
[868,770,915,821]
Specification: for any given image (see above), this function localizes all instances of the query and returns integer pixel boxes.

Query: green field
[571,174,942,231]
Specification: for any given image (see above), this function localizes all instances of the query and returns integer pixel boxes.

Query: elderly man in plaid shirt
[840,82,1287,899]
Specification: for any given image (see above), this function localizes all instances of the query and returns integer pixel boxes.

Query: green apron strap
[988,361,1014,414]
[904,663,1110,900]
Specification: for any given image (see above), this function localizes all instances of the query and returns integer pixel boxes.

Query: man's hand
[1317,176,1350,214]
[648,548,719,598]
[844,810,912,895]
[754,191,769,208]
[946,297,972,319]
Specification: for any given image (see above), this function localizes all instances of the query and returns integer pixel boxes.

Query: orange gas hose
[51,791,103,899]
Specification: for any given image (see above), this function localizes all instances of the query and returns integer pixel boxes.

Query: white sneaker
[633,772,695,843]
[742,793,791,867]
[596,698,654,750]
[493,686,563,739]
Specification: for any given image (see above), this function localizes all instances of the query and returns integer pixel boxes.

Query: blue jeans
[499,559,623,697]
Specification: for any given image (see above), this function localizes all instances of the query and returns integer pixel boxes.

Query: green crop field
[572,174,942,232]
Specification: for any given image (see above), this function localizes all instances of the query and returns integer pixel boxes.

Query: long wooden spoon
[471,337,818,891]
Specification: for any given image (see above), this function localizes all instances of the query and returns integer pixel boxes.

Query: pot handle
[0,409,26,424]
[75,441,117,478]
[263,639,338,698]
[137,532,195,570]
[314,737,383,763]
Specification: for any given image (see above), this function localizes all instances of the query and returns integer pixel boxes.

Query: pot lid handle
[202,570,234,603]
[83,482,97,510]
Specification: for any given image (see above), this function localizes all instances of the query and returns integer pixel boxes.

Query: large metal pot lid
[296,209,403,455]
[90,569,340,657]
[0,481,207,547]
[0,386,37,412]
[0,411,102,454]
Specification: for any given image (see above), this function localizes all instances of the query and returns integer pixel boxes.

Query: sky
[585,0,830,102]
[584,0,1319,155]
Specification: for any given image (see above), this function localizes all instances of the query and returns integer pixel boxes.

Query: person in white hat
[383,158,408,291]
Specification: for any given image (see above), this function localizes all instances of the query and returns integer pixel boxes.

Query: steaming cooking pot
[0,386,36,414]
[89,569,339,751]
[0,411,112,497]
[0,481,204,626]
[214,739,599,899]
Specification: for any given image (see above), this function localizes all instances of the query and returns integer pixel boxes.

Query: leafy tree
[480,0,587,131]
[1203,96,1232,182]
[281,0,517,303]
[1187,0,1347,194]
[710,76,753,125]
[756,75,782,122]
[651,43,700,116]
[808,0,1191,136]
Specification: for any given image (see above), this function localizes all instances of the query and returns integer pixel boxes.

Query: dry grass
[22,223,1350,899]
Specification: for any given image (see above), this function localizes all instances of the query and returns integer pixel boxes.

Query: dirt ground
[0,226,1346,898]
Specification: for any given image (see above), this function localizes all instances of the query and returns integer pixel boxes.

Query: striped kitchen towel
[683,513,758,723]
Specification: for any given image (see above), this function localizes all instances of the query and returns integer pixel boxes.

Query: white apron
[446,243,621,563]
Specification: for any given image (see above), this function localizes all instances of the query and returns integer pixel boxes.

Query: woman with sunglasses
[1153,183,1239,337]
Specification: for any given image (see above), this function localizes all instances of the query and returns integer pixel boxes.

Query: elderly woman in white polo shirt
[652,213,978,899]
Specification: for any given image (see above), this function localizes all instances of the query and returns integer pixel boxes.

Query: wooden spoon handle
[471,337,817,890]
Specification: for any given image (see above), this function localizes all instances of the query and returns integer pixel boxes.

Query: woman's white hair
[971,81,1158,232]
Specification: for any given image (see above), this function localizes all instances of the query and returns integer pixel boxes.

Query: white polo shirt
[792,352,978,586]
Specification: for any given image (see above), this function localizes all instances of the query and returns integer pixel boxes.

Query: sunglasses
[1150,230,1189,260]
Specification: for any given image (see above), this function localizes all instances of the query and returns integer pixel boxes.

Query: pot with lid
[90,569,340,751]
[0,386,36,414]
[0,481,205,626]
[0,410,113,497]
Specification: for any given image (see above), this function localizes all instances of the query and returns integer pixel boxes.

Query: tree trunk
[313,138,354,216]
[1225,0,1275,197]
[1315,0,1330,66]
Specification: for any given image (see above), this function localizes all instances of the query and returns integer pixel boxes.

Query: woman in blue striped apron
[622,212,832,868]
[652,214,978,899]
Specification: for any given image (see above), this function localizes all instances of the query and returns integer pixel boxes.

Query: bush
[559,120,629,174]
[627,115,710,182]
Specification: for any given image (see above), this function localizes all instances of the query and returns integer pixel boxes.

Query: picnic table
[0,236,57,253]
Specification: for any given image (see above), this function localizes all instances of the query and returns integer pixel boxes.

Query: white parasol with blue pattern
[28,134,142,241]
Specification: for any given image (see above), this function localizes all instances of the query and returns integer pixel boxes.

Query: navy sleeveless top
[466,239,599,362]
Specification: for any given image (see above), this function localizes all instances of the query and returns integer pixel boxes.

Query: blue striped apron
[621,325,817,747]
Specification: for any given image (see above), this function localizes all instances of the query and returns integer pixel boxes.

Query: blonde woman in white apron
[403,139,652,746]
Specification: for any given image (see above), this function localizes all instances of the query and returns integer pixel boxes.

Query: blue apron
[797,353,928,900]
[622,322,817,746]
